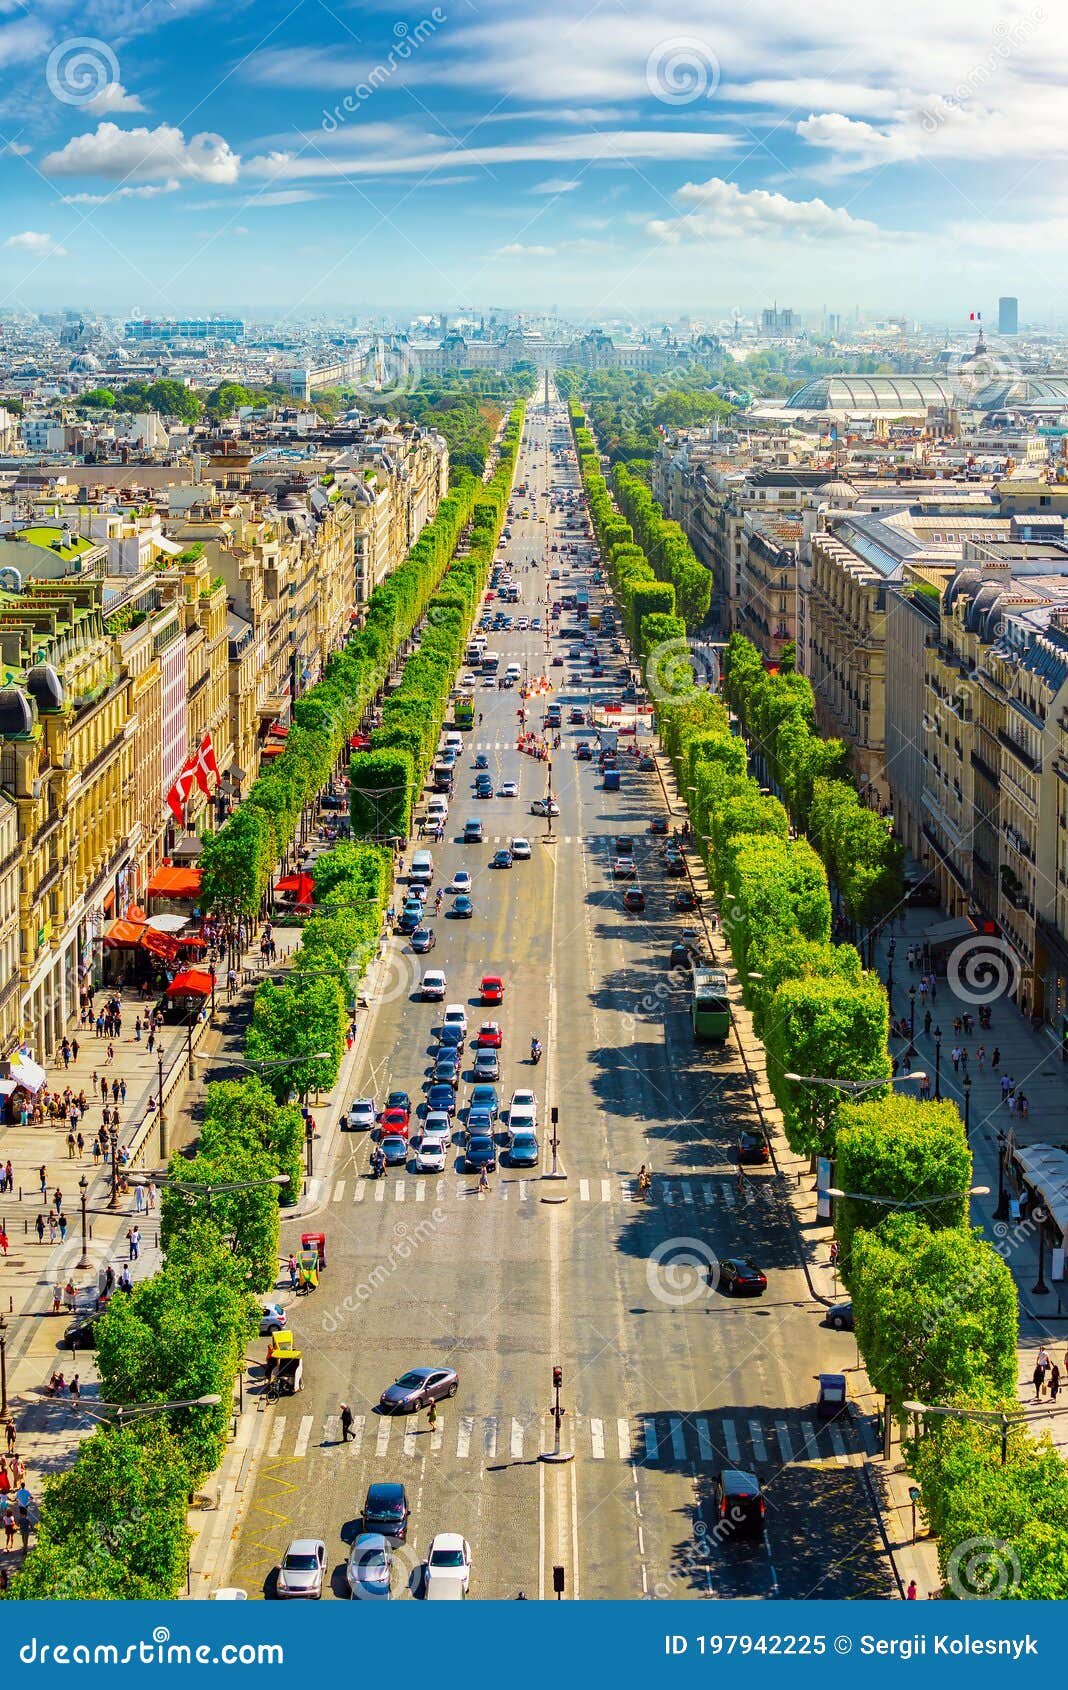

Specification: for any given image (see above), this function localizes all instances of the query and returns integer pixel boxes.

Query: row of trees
[554,365,732,464]
[367,371,535,479]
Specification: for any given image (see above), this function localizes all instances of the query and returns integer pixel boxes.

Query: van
[604,769,621,792]
[410,850,434,885]
[426,796,448,820]
[443,732,463,754]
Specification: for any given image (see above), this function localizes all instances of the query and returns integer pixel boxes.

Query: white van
[410,850,434,886]
[443,731,463,754]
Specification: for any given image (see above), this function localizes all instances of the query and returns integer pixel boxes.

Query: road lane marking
[775,1421,794,1464]
[799,1421,819,1459]
[617,1418,630,1460]
[415,1182,426,1201]
[431,1415,444,1454]
[349,1415,364,1454]
[590,1418,605,1459]
[353,1181,365,1202]
[294,1415,314,1459]
[828,1423,849,1464]
[579,1178,590,1202]
[696,1418,714,1462]
[600,1179,611,1204]
[721,1419,740,1464]
[323,1414,339,1448]
[519,1179,529,1201]
[375,1182,385,1202]
[403,1421,418,1458]
[702,1183,717,1206]
[456,1414,474,1460]
[394,1183,405,1201]
[376,1418,391,1458]
[484,1416,498,1460]
[663,1187,678,1206]
[268,1418,285,1459]
[669,1416,687,1460]
[748,1420,767,1463]
[332,1180,345,1203]
[642,1417,659,1461]
[681,1184,695,1205]
[510,1417,524,1459]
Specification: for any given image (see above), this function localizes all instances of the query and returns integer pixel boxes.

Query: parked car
[276,1539,327,1600]
[363,1481,410,1542]
[826,1301,854,1332]
[347,1097,376,1132]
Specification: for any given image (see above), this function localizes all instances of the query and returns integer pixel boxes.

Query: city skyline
[0,0,1064,316]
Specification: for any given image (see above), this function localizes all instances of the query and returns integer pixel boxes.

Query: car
[425,1534,472,1600]
[432,1051,461,1086]
[415,1136,448,1174]
[665,855,687,878]
[669,940,699,971]
[623,887,646,912]
[551,654,564,666]
[277,1539,327,1600]
[465,1135,497,1173]
[466,1107,495,1137]
[498,782,519,798]
[826,1300,855,1332]
[468,1083,499,1119]
[508,1105,537,1140]
[474,753,489,770]
[530,798,560,816]
[452,894,474,918]
[398,903,423,934]
[475,783,493,799]
[443,1004,468,1037]
[639,754,656,771]
[363,1481,410,1542]
[425,1083,457,1117]
[421,969,447,1002]
[346,1533,393,1601]
[673,888,697,912]
[576,743,593,761]
[711,1470,766,1538]
[718,1257,768,1296]
[347,1097,376,1132]
[410,926,436,953]
[569,645,583,659]
[451,870,473,893]
[510,836,531,859]
[259,1302,287,1335]
[408,881,429,903]
[480,975,504,1004]
[508,1131,540,1168]
[491,848,513,869]
[379,1367,459,1414]
[476,1020,502,1048]
[461,673,478,688]
[438,1023,465,1050]
[385,1090,411,1117]
[613,856,636,879]
[464,819,484,843]
[473,1048,500,1081]
[422,1110,452,1145]
[62,1309,103,1351]
[380,1107,410,1139]
[568,707,586,724]
[531,617,542,629]
[737,1129,770,1165]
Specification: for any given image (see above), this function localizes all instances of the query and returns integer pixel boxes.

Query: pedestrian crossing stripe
[333,1173,774,1206]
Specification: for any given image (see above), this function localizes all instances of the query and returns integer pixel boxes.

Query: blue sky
[0,0,1065,322]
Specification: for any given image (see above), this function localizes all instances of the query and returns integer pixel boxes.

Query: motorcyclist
[531,1036,543,1064]
[372,1146,385,1178]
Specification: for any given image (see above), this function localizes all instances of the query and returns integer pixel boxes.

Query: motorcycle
[530,1041,543,1065]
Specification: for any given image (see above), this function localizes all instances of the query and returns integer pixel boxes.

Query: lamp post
[903,1399,1027,1467]
[157,1044,166,1159]
[934,1031,942,1101]
[785,1070,928,1099]
[826,1185,988,1210]
[130,1172,289,1222]
[78,1173,90,1270]
[963,1073,972,1141]
[1033,1206,1050,1297]
[909,984,916,1037]
[107,1124,119,1210]
[994,1129,1009,1222]
[0,1314,7,1419]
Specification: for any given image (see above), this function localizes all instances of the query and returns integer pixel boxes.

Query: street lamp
[963,1073,972,1141]
[784,1070,927,1097]
[131,1172,290,1221]
[826,1185,988,1209]
[192,1051,331,1080]
[994,1129,1009,1222]
[934,1030,942,1101]
[1033,1206,1050,1298]
[107,1124,119,1210]
[909,984,916,1036]
[902,1399,1027,1467]
[78,1174,90,1271]
[90,1393,223,1429]
[157,1044,166,1159]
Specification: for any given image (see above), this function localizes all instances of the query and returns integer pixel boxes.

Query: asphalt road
[228,395,895,1603]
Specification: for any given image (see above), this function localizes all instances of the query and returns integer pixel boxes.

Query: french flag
[970,311,982,322]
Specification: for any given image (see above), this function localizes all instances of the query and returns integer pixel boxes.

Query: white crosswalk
[261,1408,861,1471]
[332,1173,774,1207]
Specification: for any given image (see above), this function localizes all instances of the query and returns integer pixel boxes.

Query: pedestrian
[104,1264,114,1297]
[4,1418,14,1455]
[38,1165,46,1199]
[106,1044,114,1066]
[147,1181,157,1211]
[135,1016,142,1042]
[2,1511,13,1552]
[47,1215,56,1245]
[57,1215,66,1243]
[906,1579,917,1600]
[111,1079,119,1104]
[70,1374,80,1405]
[1050,1364,1061,1405]
[71,1037,79,1062]
[923,1009,932,1037]
[91,1139,100,1165]
[1035,1347,1050,1400]
[51,1283,62,1315]
[951,1046,960,1073]
[976,1044,985,1071]
[134,1182,144,1214]
[427,1399,438,1433]
[34,1214,44,1245]
[341,1403,354,1442]
[287,1253,298,1290]
[100,1075,108,1102]
[53,1187,62,1216]
[119,1079,126,1106]
[147,1028,154,1056]
[3,1161,10,1195]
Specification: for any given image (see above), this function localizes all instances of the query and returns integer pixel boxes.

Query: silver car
[277,1539,326,1599]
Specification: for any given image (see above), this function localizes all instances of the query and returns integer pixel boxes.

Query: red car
[480,976,505,1005]
[476,1021,503,1048]
[380,1107,410,1140]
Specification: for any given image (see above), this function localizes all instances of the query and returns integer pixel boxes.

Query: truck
[454,691,475,730]
[598,728,619,755]
[589,610,601,631]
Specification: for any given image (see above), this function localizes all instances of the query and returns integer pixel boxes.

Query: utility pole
[540,1365,573,1463]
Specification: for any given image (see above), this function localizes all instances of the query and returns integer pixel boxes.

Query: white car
[422,1111,452,1147]
[443,1003,468,1038]
[507,1108,537,1143]
[517,617,529,630]
[498,782,519,798]
[509,1088,538,1123]
[347,1097,376,1131]
[613,856,636,879]
[421,970,447,1002]
[510,837,532,859]
[451,870,473,893]
[461,673,478,687]
[416,1136,448,1174]
[424,1533,471,1599]
[530,798,560,816]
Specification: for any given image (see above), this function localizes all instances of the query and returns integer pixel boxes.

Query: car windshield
[359,1550,389,1568]
[396,1372,425,1388]
[430,1548,466,1568]
[284,1553,319,1571]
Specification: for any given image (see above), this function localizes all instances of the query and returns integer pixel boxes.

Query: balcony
[998,727,1040,774]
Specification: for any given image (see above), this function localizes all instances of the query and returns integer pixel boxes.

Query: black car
[62,1310,102,1351]
[826,1300,854,1332]
[474,753,490,770]
[711,1470,766,1537]
[465,1134,497,1173]
[674,888,697,912]
[737,1130,770,1165]
[426,1083,457,1116]
[385,1090,411,1116]
[397,905,423,934]
[379,1367,459,1415]
[718,1257,768,1296]
[490,849,512,869]
[432,1052,461,1087]
[363,1481,411,1542]
[669,940,700,971]
[438,1023,465,1050]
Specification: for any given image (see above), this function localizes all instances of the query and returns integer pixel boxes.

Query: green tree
[764,971,889,1159]
[833,1096,972,1278]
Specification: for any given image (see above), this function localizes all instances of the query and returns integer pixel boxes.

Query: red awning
[146,866,202,900]
[165,968,214,998]
[103,918,146,948]
[275,873,315,903]
[269,723,289,739]
[179,933,207,949]
[260,742,285,758]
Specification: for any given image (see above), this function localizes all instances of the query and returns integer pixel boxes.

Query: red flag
[198,732,220,792]
[166,763,195,824]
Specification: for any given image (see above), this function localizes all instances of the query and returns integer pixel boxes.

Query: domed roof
[964,581,1004,639]
[0,687,36,738]
[25,664,64,712]
[817,478,858,502]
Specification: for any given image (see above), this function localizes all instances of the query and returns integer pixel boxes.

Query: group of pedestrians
[1033,1347,1063,1403]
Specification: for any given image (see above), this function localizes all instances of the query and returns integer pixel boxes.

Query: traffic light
[552,1365,563,1391]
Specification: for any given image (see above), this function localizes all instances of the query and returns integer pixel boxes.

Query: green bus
[692,968,731,1041]
[453,691,475,730]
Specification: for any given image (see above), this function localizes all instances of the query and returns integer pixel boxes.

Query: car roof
[429,1531,466,1551]
[366,1481,408,1502]
[719,1469,761,1493]
[286,1538,325,1554]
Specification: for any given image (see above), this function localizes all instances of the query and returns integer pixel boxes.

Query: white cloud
[42,122,240,183]
[647,175,894,245]
[496,242,557,257]
[245,188,323,206]
[84,81,145,116]
[5,230,66,257]
[246,130,735,180]
[1,140,30,156]
[530,177,580,194]
[61,178,180,205]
